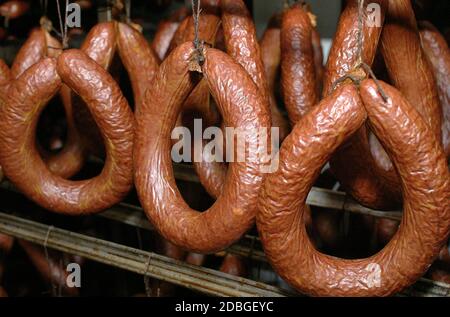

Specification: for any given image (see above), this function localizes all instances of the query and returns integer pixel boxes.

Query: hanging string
[190,0,205,70]
[55,0,69,49]
[356,0,365,65]
[330,0,388,101]
[43,226,58,297]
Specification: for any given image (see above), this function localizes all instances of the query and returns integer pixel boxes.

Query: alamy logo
[66,3,81,28]
[66,263,81,288]
[171,119,279,173]
[366,3,381,27]
[363,263,382,288]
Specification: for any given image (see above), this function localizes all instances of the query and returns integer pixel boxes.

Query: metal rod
[0,211,292,297]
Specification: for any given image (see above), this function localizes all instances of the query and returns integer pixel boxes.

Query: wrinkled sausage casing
[193,0,288,200]
[10,27,85,179]
[134,42,271,253]
[152,7,190,61]
[73,21,158,157]
[419,21,450,159]
[281,3,318,124]
[257,81,449,296]
[0,50,134,215]
[325,0,403,210]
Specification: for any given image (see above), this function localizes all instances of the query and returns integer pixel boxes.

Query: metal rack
[0,163,448,297]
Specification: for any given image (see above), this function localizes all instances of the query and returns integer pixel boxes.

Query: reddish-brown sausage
[116,22,159,114]
[323,0,387,95]
[221,0,288,140]
[258,80,449,296]
[10,27,85,179]
[381,0,442,142]
[259,13,282,106]
[73,21,159,157]
[151,7,189,61]
[419,21,450,158]
[193,0,288,199]
[281,3,318,124]
[0,50,134,214]
[219,254,247,277]
[134,42,271,253]
[325,0,402,210]
[311,27,324,96]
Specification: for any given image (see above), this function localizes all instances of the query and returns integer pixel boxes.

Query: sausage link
[193,0,288,199]
[72,22,117,157]
[134,43,271,252]
[380,0,442,141]
[10,28,85,179]
[221,0,289,140]
[311,27,324,97]
[151,7,189,61]
[260,14,281,104]
[117,22,159,114]
[0,59,10,87]
[166,16,190,57]
[419,21,450,158]
[281,3,318,124]
[324,0,400,210]
[219,254,247,277]
[74,22,159,156]
[11,28,61,79]
[257,81,449,296]
[0,50,134,214]
[177,1,223,199]
[323,0,387,95]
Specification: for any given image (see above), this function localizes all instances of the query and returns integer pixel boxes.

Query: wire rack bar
[0,211,293,297]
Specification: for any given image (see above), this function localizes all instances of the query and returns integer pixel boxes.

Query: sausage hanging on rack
[191,0,289,200]
[152,7,190,61]
[257,80,450,296]
[221,0,289,141]
[419,21,450,159]
[72,21,159,157]
[219,254,247,277]
[281,2,318,124]
[0,50,134,215]
[134,42,271,253]
[10,26,86,179]
[324,0,404,210]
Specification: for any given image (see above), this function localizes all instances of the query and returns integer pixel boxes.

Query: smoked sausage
[281,2,318,124]
[221,0,288,141]
[11,27,85,179]
[73,21,158,157]
[325,0,403,210]
[134,42,271,253]
[152,7,189,61]
[257,81,449,296]
[0,50,134,214]
[419,21,450,158]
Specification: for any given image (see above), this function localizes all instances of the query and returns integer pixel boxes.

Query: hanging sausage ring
[0,50,134,215]
[134,42,271,253]
[257,81,450,296]
[72,20,158,157]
